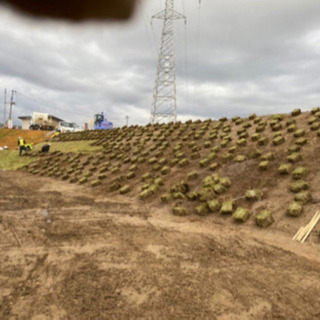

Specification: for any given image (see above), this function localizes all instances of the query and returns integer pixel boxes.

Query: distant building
[17,116,32,130]
[18,113,64,130]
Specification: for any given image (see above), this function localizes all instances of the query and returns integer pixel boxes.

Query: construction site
[1,108,320,319]
[1,0,320,319]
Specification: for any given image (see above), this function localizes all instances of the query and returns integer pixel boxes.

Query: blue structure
[93,112,113,130]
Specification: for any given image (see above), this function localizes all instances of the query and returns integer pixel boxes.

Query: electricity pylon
[151,0,186,124]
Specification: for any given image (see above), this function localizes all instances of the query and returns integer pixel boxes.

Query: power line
[192,0,203,111]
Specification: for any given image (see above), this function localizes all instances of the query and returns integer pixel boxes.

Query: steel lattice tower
[151,0,186,124]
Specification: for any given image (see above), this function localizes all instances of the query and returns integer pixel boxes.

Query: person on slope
[17,137,26,156]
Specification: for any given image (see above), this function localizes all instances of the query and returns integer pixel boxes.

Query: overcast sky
[1,0,320,127]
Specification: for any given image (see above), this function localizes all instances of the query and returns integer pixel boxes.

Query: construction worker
[50,131,60,140]
[17,137,26,156]
[25,143,33,153]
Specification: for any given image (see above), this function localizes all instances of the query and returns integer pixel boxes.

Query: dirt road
[0,171,319,319]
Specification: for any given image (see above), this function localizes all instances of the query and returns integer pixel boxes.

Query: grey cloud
[1,0,320,128]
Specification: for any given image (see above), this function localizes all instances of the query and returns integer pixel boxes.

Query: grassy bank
[0,141,102,170]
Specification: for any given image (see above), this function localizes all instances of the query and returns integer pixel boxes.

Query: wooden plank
[295,211,319,242]
[296,224,309,242]
[301,211,320,243]
[292,227,303,241]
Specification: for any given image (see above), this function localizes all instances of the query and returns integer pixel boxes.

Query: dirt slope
[23,110,320,238]
[0,129,50,149]
[1,171,319,319]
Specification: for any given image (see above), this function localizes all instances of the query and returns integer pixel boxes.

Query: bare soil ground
[1,170,320,320]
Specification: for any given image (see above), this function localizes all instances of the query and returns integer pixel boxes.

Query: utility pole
[3,88,7,128]
[8,90,16,129]
[125,115,129,126]
[151,0,186,124]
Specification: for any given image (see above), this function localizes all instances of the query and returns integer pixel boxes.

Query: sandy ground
[0,170,320,319]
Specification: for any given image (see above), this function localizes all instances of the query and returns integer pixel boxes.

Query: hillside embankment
[0,129,51,149]
[1,110,320,319]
